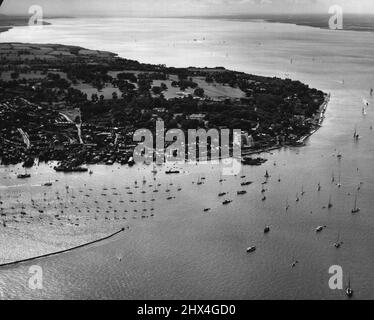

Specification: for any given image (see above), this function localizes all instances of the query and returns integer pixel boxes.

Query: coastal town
[0,43,326,168]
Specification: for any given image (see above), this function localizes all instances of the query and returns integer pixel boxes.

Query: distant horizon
[1,0,374,17]
[2,12,374,19]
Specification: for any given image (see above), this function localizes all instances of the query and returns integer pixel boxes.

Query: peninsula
[0,42,326,167]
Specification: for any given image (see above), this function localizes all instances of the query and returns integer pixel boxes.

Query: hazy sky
[1,0,373,17]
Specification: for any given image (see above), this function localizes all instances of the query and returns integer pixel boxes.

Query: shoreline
[241,93,330,157]
[179,14,374,34]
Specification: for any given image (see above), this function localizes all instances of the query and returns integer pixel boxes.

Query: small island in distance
[0,42,327,168]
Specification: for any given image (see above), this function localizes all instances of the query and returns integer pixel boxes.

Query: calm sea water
[1,17,374,299]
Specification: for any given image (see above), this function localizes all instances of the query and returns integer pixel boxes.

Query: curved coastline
[0,227,126,268]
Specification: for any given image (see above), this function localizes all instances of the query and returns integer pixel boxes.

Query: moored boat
[54,165,88,172]
[165,169,180,174]
[17,173,31,179]
[241,181,253,186]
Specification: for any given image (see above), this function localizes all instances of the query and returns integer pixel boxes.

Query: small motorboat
[315,226,324,233]
[237,190,247,195]
[264,226,270,234]
[222,200,232,205]
[203,208,211,212]
[218,192,227,197]
[43,182,53,187]
[246,246,256,253]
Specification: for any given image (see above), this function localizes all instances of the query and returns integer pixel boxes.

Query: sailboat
[151,163,158,174]
[337,172,342,188]
[317,182,321,192]
[301,185,305,196]
[264,170,270,179]
[353,126,360,141]
[197,175,203,185]
[351,193,360,213]
[334,232,342,248]
[291,256,299,268]
[328,195,333,209]
[219,172,224,183]
[346,275,354,298]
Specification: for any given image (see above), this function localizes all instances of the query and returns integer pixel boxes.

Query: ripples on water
[1,17,374,299]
